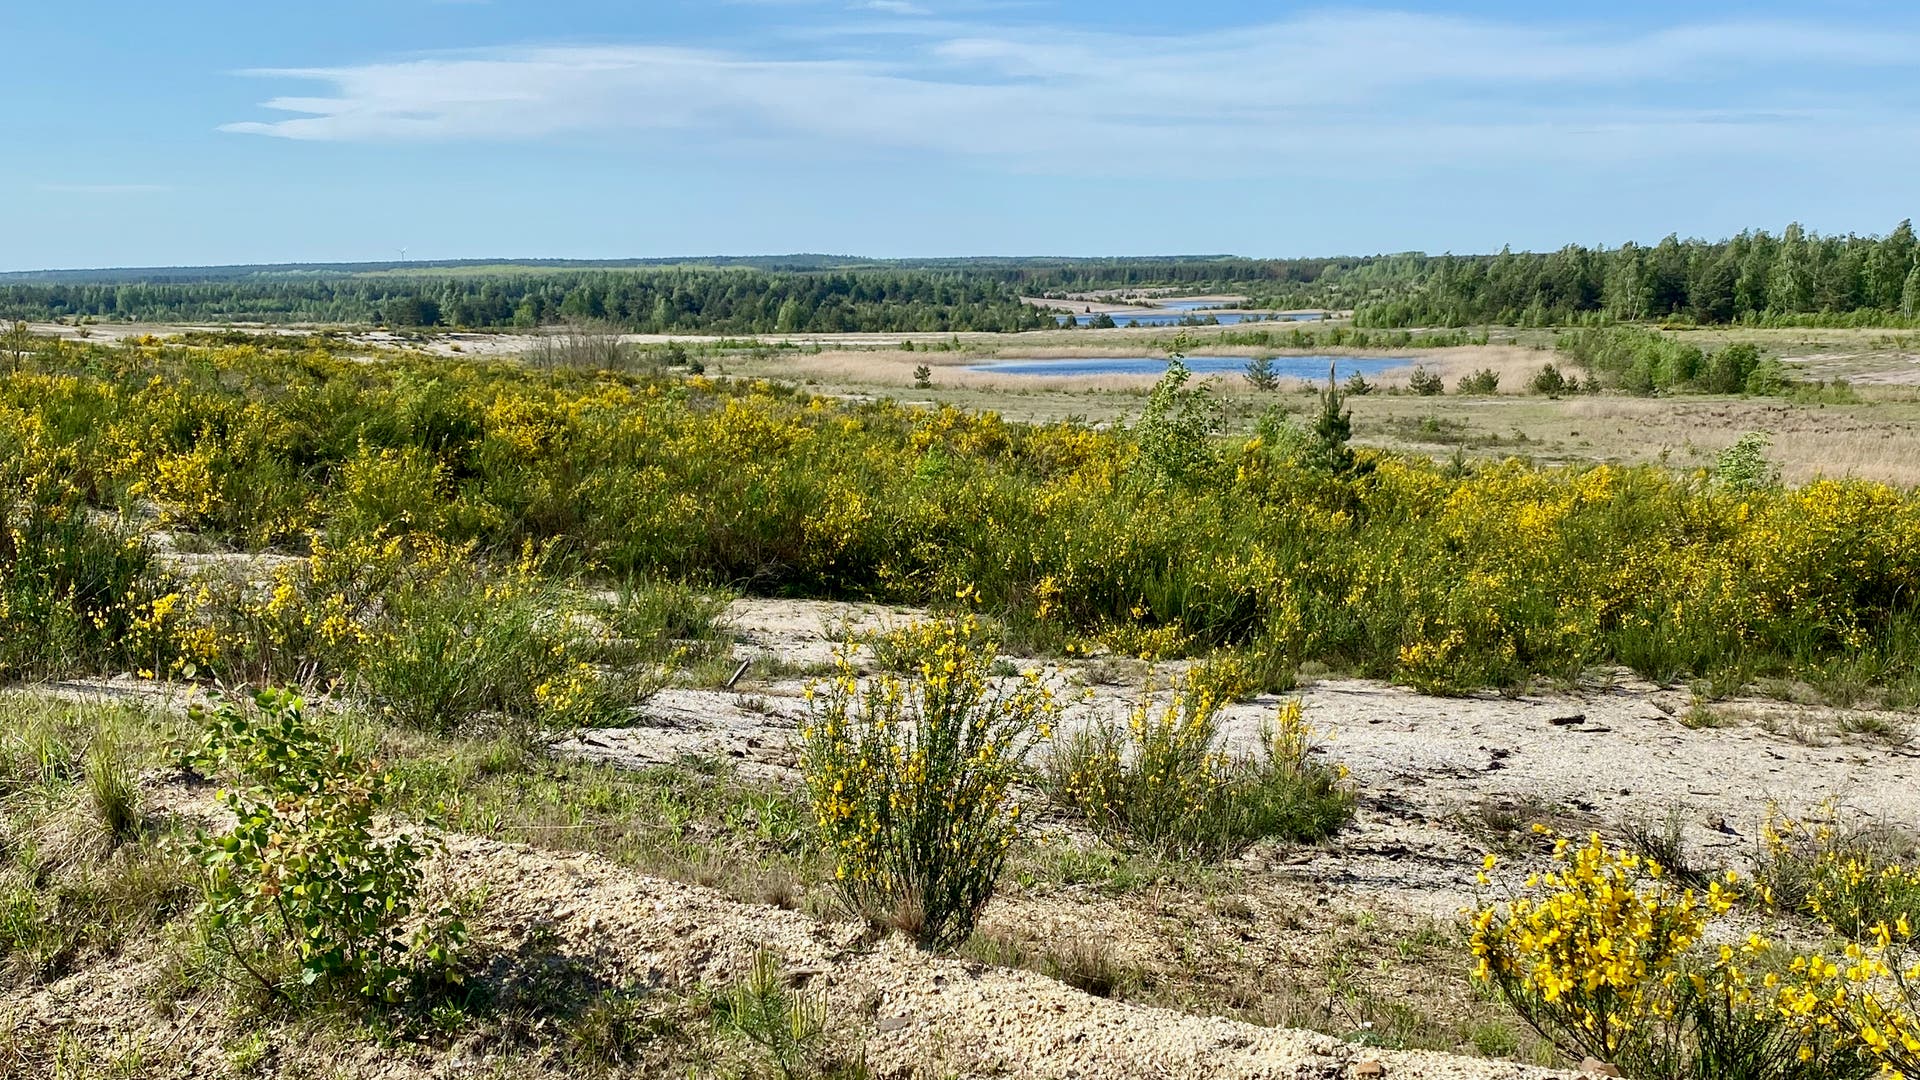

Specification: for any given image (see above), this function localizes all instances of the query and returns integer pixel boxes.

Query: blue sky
[4,1,1918,269]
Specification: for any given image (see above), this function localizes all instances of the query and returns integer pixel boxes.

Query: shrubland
[4,329,1920,1076]
[3,333,1917,703]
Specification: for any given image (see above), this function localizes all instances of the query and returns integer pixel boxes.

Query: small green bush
[185,689,465,1005]
[1530,363,1575,397]
[1715,433,1779,494]
[359,558,645,733]
[1758,808,1920,939]
[1045,680,1352,861]
[708,950,867,1080]
[1243,356,1280,392]
[1134,360,1223,482]
[1408,366,1444,396]
[1302,373,1361,475]
[1700,343,1763,394]
[0,485,168,682]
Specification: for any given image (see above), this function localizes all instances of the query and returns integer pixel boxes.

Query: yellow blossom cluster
[1472,830,1920,1078]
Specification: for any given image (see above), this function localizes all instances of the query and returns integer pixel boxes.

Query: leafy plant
[184,689,465,1004]
[1715,433,1779,494]
[1134,359,1223,482]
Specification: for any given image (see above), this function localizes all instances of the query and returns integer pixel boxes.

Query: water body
[968,355,1405,379]
[1057,310,1323,327]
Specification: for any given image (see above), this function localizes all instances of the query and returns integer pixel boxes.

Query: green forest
[0,269,1055,334]
[2,221,1915,332]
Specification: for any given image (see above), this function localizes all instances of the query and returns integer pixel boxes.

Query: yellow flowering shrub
[799,617,1056,950]
[1470,832,1882,1079]
[0,473,175,681]
[7,335,1920,701]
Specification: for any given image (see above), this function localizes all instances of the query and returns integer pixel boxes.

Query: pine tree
[1302,363,1357,476]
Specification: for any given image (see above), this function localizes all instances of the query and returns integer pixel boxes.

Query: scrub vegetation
[1,305,1917,1079]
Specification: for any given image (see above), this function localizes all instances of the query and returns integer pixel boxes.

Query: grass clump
[1756,806,1920,938]
[0,699,193,984]
[799,616,1056,951]
[83,736,141,844]
[1045,680,1352,862]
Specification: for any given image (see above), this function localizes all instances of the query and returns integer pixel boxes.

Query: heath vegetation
[1,317,1918,1079]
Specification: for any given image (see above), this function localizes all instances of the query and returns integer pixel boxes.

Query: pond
[1057,310,1323,327]
[967,355,1406,378]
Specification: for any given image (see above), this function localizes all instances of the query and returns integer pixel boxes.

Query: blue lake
[968,355,1405,379]
[1056,310,1323,327]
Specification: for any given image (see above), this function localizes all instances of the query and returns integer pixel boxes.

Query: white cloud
[218,10,1920,175]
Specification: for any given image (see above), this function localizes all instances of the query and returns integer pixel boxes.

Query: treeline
[6,221,1918,331]
[0,270,1053,334]
[1350,222,1920,328]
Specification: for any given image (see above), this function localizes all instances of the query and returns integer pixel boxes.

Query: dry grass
[1552,397,1920,485]
[729,334,1920,486]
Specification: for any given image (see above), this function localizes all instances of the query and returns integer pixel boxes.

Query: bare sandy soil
[3,807,1567,1080]
[13,598,1916,1078]
[565,601,1920,921]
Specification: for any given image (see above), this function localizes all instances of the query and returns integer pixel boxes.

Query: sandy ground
[15,597,1916,1078]
[562,599,1920,923]
[1,810,1568,1080]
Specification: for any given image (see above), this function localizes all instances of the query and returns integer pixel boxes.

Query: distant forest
[2,221,1914,332]
[0,271,1056,334]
